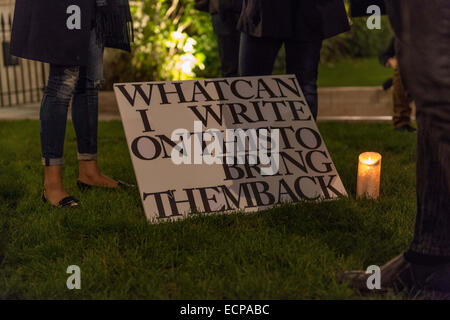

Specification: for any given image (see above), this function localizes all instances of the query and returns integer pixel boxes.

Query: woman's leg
[41,65,79,204]
[211,13,241,77]
[72,29,118,188]
[238,33,282,77]
[285,39,323,120]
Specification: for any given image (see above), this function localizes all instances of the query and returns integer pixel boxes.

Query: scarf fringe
[95,4,134,52]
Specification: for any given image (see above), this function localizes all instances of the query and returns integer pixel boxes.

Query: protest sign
[114,75,347,222]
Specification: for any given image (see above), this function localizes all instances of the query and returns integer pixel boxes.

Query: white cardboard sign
[114,75,347,222]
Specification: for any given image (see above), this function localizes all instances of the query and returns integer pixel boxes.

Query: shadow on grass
[175,196,411,269]
[0,166,26,210]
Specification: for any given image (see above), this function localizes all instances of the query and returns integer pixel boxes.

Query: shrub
[104,0,393,88]
[321,16,393,63]
[104,0,220,89]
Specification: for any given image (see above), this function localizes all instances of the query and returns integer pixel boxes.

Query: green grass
[0,120,417,299]
[318,58,393,87]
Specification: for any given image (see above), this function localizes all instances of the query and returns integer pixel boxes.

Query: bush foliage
[104,0,220,88]
[104,0,392,88]
[321,16,393,63]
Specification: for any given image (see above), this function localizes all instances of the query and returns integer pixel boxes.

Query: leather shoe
[338,253,450,299]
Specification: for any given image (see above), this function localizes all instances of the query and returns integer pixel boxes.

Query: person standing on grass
[237,0,350,120]
[194,0,243,78]
[10,0,134,208]
[341,0,450,299]
[379,37,416,132]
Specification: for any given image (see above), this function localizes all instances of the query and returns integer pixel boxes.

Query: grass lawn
[318,58,393,88]
[0,120,417,299]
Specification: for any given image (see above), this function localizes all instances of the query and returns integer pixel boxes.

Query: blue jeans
[239,33,322,120]
[40,30,104,166]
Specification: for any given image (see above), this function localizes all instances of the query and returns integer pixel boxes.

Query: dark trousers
[239,33,322,119]
[412,98,450,257]
[211,13,241,78]
[387,0,450,257]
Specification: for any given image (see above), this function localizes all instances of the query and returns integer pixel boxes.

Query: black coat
[10,0,132,66]
[195,0,243,15]
[10,0,95,66]
[385,0,450,105]
[237,0,350,40]
[350,0,386,18]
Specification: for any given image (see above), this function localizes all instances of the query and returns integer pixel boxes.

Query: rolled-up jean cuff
[78,153,98,161]
[42,158,64,166]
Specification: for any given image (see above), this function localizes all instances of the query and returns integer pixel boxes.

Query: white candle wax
[356,152,382,199]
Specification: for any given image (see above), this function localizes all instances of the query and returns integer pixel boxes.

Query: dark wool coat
[10,0,95,66]
[195,0,243,15]
[10,0,132,66]
[237,0,350,41]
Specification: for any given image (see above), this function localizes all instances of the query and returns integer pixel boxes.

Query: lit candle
[356,152,382,199]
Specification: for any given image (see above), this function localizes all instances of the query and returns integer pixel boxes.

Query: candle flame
[359,152,381,166]
[362,154,379,165]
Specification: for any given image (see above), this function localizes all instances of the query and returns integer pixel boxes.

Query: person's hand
[387,58,398,69]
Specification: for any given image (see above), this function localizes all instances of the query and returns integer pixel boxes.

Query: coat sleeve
[10,0,94,66]
[314,0,350,40]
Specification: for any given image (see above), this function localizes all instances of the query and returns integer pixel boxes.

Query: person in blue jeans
[11,0,133,207]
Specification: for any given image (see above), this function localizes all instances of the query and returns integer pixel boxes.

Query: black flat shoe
[77,180,136,190]
[116,180,136,189]
[42,192,80,208]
